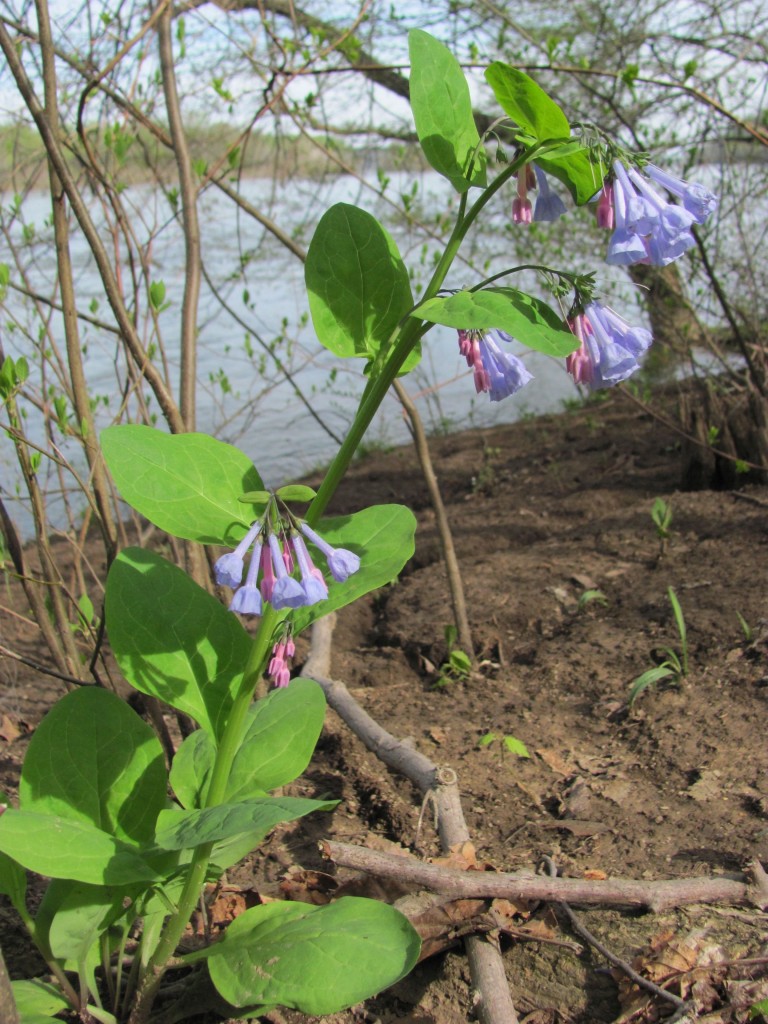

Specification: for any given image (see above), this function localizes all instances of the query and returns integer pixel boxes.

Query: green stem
[131,607,279,1023]
[13,904,80,1010]
[309,148,536,523]
[470,263,589,292]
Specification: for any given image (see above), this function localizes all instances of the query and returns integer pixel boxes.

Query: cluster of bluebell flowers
[214,514,360,616]
[512,164,567,224]
[457,328,534,402]
[598,159,718,267]
[566,302,653,390]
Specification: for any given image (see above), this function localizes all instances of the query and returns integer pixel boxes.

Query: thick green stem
[309,150,534,523]
[130,608,279,1023]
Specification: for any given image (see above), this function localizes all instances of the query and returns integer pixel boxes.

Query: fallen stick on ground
[319,839,752,912]
[303,615,521,1024]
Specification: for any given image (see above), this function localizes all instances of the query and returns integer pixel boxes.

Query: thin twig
[540,855,688,1013]
[393,380,474,660]
[0,643,87,687]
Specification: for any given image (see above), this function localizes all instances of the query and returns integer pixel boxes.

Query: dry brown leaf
[688,771,722,803]
[429,840,478,871]
[489,896,533,920]
[408,897,495,960]
[583,869,608,880]
[0,713,20,743]
[208,890,249,926]
[428,726,447,745]
[615,929,731,1022]
[560,777,597,818]
[571,572,598,590]
[279,868,338,905]
[536,746,574,777]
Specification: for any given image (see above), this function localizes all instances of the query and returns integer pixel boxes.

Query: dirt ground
[2,385,768,1022]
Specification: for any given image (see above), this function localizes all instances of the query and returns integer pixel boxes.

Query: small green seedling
[577,588,608,611]
[478,731,530,762]
[433,624,472,688]
[749,997,768,1021]
[736,611,753,643]
[650,497,673,556]
[629,586,689,705]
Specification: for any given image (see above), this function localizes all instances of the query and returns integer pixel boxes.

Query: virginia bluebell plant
[0,27,719,1024]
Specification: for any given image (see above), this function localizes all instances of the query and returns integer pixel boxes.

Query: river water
[0,170,599,536]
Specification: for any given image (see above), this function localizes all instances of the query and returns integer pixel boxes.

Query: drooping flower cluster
[457,328,533,401]
[214,512,360,616]
[597,159,718,267]
[512,164,566,224]
[532,165,567,223]
[566,301,652,390]
[268,634,295,688]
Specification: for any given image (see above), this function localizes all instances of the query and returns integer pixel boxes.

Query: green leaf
[11,980,71,1022]
[448,650,471,675]
[291,504,417,633]
[485,62,569,142]
[154,796,335,851]
[227,679,326,801]
[148,280,166,311]
[19,688,166,846]
[306,204,416,372]
[106,548,251,738]
[170,729,216,809]
[503,735,530,758]
[536,147,606,205]
[0,356,15,397]
[408,30,486,193]
[45,881,127,964]
[628,665,676,706]
[413,289,577,357]
[101,425,264,544]
[0,847,26,916]
[275,484,317,503]
[0,809,159,884]
[239,489,270,505]
[201,897,420,1014]
[14,356,29,383]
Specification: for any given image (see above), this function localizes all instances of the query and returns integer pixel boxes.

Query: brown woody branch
[321,840,753,913]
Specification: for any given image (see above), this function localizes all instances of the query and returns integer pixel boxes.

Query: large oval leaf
[106,548,251,738]
[227,678,327,801]
[408,30,487,193]
[306,204,416,371]
[203,898,420,1014]
[0,810,159,885]
[485,62,570,142]
[413,289,578,357]
[101,425,264,544]
[19,687,166,846]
